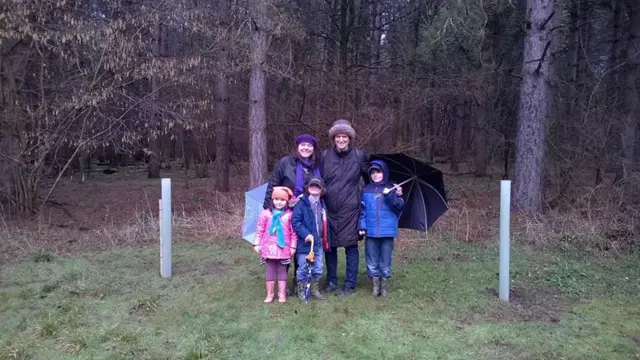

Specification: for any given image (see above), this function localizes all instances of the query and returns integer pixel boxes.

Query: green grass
[1,239,638,360]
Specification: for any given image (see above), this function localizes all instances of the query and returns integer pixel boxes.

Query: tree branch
[535,41,552,74]
[539,10,555,30]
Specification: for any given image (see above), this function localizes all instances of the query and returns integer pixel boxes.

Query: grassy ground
[1,238,638,360]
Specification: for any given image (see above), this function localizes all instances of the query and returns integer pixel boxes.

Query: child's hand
[253,245,261,254]
[290,247,296,257]
[305,235,314,243]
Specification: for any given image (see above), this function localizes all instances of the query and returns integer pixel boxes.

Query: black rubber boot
[322,282,338,293]
[336,287,356,297]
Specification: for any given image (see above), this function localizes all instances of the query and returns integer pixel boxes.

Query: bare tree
[215,0,232,191]
[513,0,561,213]
[248,0,269,188]
[619,0,639,185]
[148,21,163,179]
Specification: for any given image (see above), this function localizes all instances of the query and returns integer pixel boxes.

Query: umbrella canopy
[368,153,448,231]
[241,182,268,243]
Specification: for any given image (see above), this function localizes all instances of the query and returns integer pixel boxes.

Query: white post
[499,180,511,302]
[160,178,172,279]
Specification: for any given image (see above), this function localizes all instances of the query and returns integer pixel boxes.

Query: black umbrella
[368,153,448,231]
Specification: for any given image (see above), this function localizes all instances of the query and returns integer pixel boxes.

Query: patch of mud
[462,287,573,325]
[435,252,472,262]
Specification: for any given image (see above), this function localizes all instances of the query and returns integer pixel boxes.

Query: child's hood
[368,159,390,184]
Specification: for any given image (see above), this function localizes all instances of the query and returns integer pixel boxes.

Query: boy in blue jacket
[359,160,405,297]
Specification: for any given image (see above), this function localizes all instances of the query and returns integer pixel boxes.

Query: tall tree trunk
[148,21,162,179]
[368,0,382,105]
[620,1,640,184]
[513,0,560,213]
[181,128,191,171]
[248,3,268,188]
[474,98,489,177]
[215,0,231,191]
[450,102,464,173]
[320,0,338,116]
[0,53,17,211]
[608,0,626,184]
[338,0,351,114]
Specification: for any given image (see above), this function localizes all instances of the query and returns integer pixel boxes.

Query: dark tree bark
[248,0,268,188]
[148,21,162,179]
[215,0,231,191]
[450,101,464,174]
[473,99,488,177]
[513,0,560,213]
[619,1,640,184]
[337,0,353,114]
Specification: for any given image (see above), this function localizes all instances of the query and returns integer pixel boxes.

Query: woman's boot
[277,281,287,303]
[264,281,276,303]
[371,277,380,297]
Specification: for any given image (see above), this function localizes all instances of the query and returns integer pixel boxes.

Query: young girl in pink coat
[253,186,297,303]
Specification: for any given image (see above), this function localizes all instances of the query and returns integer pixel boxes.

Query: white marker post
[499,180,511,302]
[160,178,172,279]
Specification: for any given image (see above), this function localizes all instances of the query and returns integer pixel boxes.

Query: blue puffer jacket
[359,160,405,238]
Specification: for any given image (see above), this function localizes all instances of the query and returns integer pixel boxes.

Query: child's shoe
[380,278,388,297]
[297,281,306,302]
[311,280,326,300]
[371,277,380,297]
[264,281,276,303]
[277,281,287,303]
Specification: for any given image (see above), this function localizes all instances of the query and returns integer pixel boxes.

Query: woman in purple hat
[263,133,322,293]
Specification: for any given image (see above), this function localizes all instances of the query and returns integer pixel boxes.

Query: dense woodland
[0,0,638,220]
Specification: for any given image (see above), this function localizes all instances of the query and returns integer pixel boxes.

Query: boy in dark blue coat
[359,160,404,297]
[292,176,330,302]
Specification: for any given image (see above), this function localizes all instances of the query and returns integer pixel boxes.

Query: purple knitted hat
[295,133,318,147]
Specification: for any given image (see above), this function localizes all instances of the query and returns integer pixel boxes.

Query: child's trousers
[265,259,288,281]
[296,247,324,282]
[365,237,394,279]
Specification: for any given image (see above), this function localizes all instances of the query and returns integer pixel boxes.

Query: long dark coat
[320,147,369,248]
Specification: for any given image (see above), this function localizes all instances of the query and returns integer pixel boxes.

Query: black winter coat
[263,155,319,209]
[320,147,369,247]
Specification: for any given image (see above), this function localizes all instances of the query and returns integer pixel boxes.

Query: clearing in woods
[0,166,638,359]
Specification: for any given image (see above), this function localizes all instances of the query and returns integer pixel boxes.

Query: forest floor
[1,164,639,359]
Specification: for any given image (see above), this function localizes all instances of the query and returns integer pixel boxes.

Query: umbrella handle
[306,238,315,261]
[383,176,416,194]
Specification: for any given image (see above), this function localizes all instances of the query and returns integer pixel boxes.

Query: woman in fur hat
[320,119,403,297]
[319,119,370,297]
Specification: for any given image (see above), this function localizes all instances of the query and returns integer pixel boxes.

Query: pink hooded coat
[255,209,297,260]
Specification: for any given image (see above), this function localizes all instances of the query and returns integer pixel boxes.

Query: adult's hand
[288,195,302,208]
[305,234,314,243]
